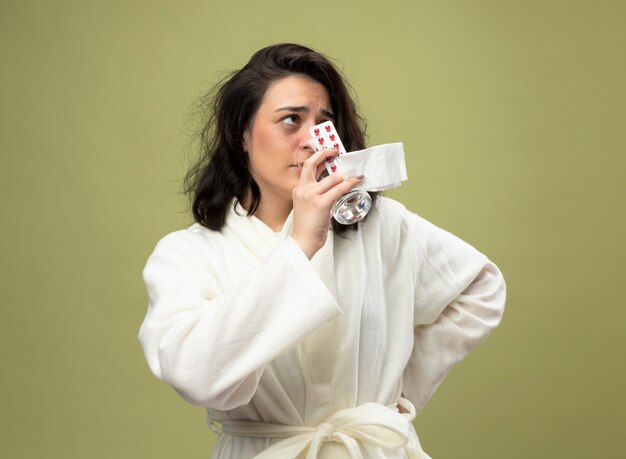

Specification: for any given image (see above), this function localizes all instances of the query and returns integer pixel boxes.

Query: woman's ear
[242,129,250,153]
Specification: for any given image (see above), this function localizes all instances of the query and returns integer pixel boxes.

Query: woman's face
[243,75,333,205]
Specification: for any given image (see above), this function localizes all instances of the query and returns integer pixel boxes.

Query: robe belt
[210,397,429,459]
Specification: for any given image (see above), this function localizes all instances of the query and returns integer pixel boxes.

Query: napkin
[337,142,407,192]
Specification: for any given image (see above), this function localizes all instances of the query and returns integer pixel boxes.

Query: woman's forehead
[262,75,330,109]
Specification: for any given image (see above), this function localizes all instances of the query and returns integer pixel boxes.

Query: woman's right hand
[291,146,364,260]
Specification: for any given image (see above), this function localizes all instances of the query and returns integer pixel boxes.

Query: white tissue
[337,142,407,192]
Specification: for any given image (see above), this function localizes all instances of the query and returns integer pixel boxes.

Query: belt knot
[218,397,429,458]
[313,422,335,441]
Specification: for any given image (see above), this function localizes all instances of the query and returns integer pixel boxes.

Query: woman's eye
[282,115,298,126]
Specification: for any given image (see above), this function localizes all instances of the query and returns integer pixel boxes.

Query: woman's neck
[241,191,293,232]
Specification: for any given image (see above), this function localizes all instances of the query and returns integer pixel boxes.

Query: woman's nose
[299,138,316,157]
[295,138,316,165]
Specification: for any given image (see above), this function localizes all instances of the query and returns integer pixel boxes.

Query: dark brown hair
[184,43,377,233]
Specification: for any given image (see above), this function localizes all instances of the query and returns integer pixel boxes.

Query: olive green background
[1,0,624,457]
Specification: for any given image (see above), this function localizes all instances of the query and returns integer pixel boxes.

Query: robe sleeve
[138,230,342,411]
[401,211,506,411]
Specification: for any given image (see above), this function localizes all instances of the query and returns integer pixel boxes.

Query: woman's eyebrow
[275,106,335,118]
[275,105,308,113]
[320,108,334,118]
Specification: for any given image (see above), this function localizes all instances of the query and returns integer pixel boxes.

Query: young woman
[139,43,506,458]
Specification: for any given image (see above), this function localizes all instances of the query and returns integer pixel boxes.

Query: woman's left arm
[401,210,506,412]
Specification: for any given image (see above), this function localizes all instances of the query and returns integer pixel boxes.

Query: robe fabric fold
[139,197,506,458]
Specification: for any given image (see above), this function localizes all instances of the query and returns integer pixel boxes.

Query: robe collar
[222,199,295,260]
[222,199,338,299]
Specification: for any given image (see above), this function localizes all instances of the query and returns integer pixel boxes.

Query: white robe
[139,197,506,458]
